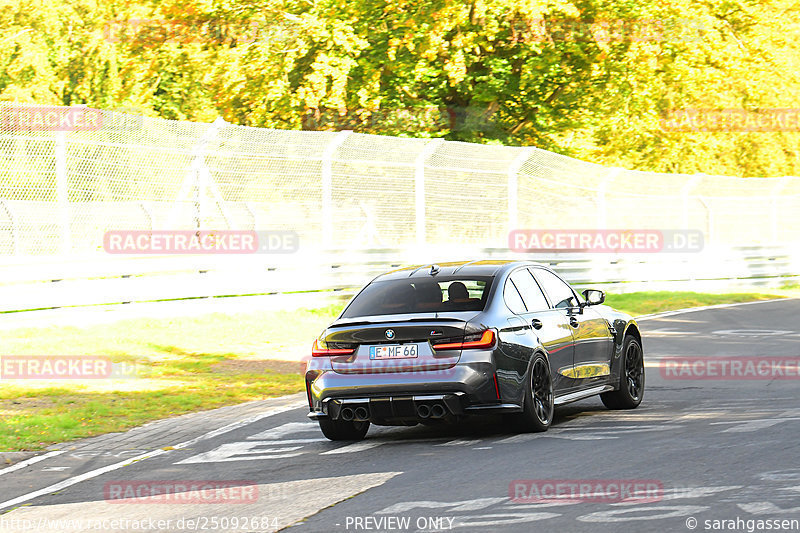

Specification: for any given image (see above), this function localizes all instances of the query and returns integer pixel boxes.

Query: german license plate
[369,344,419,360]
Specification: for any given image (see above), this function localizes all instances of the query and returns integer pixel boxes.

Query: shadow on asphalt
[359,397,620,442]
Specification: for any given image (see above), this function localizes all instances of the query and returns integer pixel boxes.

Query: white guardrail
[1,246,798,313]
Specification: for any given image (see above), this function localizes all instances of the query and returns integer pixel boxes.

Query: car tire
[318,418,370,441]
[601,335,645,410]
[512,353,554,432]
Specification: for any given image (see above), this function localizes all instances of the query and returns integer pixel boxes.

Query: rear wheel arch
[508,350,554,432]
[521,349,551,406]
[526,348,550,377]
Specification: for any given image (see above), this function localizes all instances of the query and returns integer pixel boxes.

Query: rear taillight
[432,329,496,351]
[311,339,356,357]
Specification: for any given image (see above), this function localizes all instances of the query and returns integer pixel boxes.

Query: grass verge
[603,290,785,317]
[0,305,343,451]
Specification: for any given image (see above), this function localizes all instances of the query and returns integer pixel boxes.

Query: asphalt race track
[1,299,799,533]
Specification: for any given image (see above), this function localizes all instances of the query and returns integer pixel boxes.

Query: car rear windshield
[341,277,493,318]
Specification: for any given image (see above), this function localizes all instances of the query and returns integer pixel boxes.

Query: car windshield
[341,277,492,318]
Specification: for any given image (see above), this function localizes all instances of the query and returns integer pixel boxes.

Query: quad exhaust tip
[339,406,369,421]
[416,403,447,419]
[340,402,448,421]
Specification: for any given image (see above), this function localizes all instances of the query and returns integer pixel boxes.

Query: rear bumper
[307,398,523,420]
[308,393,467,420]
[305,359,520,421]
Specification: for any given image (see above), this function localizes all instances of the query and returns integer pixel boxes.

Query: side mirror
[582,289,605,306]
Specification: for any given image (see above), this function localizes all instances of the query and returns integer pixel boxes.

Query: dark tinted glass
[532,268,578,309]
[509,269,549,311]
[341,277,492,318]
[503,279,526,314]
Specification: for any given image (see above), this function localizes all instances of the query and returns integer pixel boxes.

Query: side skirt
[554,385,614,406]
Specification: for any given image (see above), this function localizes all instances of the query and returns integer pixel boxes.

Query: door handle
[531,319,543,330]
[569,316,579,328]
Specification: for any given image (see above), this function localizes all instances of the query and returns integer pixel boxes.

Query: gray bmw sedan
[305,260,644,440]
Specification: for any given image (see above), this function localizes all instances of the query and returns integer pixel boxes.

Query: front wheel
[318,418,370,441]
[601,335,645,410]
[512,354,554,432]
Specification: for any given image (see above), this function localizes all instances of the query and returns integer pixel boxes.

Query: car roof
[374,259,547,281]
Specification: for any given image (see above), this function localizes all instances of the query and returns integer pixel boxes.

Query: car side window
[503,279,527,315]
[509,269,549,311]
[532,268,578,309]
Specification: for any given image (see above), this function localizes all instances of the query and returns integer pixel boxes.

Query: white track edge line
[0,451,65,478]
[0,399,306,511]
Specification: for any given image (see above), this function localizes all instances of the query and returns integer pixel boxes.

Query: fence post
[192,159,201,233]
[55,131,71,254]
[166,117,228,230]
[243,201,257,229]
[595,167,625,230]
[0,200,18,254]
[415,138,444,246]
[196,117,230,229]
[698,196,713,247]
[771,177,790,244]
[138,202,153,230]
[596,175,610,230]
[321,130,351,248]
[681,175,701,229]
[507,148,533,236]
